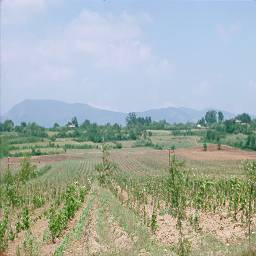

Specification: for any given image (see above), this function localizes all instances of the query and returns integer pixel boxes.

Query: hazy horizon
[2,1,256,115]
[3,98,255,117]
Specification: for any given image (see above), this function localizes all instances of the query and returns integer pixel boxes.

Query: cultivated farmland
[1,131,256,256]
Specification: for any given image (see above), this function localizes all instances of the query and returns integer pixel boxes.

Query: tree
[218,111,224,123]
[203,142,208,151]
[205,110,217,125]
[71,117,79,127]
[126,112,137,127]
[81,119,90,128]
[235,113,251,124]
[53,123,60,130]
[3,120,14,132]
[197,117,206,126]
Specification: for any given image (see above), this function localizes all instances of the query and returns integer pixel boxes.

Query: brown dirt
[64,202,107,256]
[175,145,256,161]
[155,213,199,246]
[6,230,26,256]
[198,210,256,244]
[5,205,49,256]
[5,199,89,256]
[156,208,256,247]
[108,214,133,251]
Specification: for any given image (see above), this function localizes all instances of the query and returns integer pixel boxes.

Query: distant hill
[1,99,235,127]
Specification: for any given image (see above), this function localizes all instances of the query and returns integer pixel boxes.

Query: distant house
[196,124,202,128]
[67,124,76,129]
[235,119,247,126]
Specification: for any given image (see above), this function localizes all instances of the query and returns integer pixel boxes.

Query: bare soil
[64,201,107,256]
[175,145,256,161]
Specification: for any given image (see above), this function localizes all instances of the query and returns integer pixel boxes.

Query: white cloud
[3,9,175,82]
[62,10,154,71]
[2,0,61,24]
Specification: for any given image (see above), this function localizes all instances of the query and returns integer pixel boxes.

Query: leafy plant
[21,207,30,230]
[0,208,9,251]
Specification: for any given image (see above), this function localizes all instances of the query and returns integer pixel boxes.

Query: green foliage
[132,137,153,148]
[64,143,94,150]
[218,111,224,123]
[203,142,208,151]
[205,110,217,125]
[21,207,30,230]
[48,183,89,242]
[8,228,15,241]
[19,158,36,183]
[0,208,9,251]
[14,122,48,137]
[0,137,10,158]
[244,161,256,248]
[36,165,51,177]
[32,193,45,208]
[95,144,117,185]
[49,210,68,242]
[2,120,14,132]
[246,134,256,150]
[245,161,256,184]
[113,142,122,149]
[150,202,158,234]
[236,113,252,124]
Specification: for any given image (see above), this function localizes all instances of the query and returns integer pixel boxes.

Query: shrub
[19,158,36,183]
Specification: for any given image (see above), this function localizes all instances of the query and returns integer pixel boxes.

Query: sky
[1,0,256,115]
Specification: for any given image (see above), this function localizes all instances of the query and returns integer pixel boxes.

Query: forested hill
[1,99,235,127]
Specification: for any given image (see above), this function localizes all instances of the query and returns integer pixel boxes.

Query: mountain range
[1,99,236,127]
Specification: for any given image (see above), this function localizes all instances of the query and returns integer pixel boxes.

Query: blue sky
[2,0,256,114]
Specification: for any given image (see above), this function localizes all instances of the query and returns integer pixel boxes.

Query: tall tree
[218,111,224,123]
[71,116,79,127]
[235,113,251,124]
[3,120,14,132]
[205,110,217,125]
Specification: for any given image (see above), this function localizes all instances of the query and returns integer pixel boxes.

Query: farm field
[1,132,256,256]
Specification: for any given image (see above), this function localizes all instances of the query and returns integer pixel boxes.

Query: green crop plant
[21,207,30,230]
[203,142,208,151]
[48,183,89,242]
[0,208,9,251]
[49,209,68,242]
[19,157,37,183]
[150,199,158,234]
[32,193,45,208]
[95,143,117,185]
[245,161,256,249]
[63,184,81,220]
